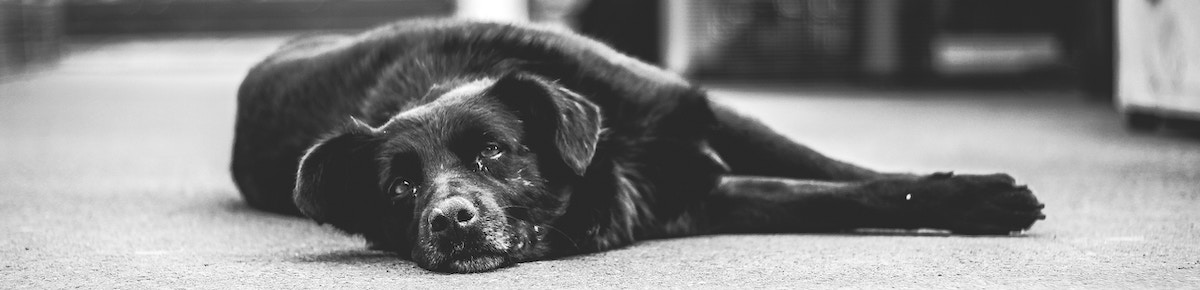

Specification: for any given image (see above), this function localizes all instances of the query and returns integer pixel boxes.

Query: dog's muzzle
[416,193,516,273]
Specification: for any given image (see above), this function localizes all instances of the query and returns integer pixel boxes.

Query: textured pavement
[2,35,1199,288]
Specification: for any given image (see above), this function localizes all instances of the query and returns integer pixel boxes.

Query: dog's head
[293,73,602,272]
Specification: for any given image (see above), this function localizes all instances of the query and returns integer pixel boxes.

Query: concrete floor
[2,35,1198,288]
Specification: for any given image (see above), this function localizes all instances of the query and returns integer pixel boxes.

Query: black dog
[231,19,1045,273]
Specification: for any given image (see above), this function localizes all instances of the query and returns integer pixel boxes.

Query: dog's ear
[490,73,603,176]
[293,121,384,229]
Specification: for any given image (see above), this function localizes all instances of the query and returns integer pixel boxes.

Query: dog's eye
[390,179,416,199]
[480,142,503,159]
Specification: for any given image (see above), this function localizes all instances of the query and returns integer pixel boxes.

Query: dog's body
[232,19,1045,273]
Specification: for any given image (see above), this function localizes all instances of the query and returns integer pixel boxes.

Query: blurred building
[537,0,1114,97]
[0,0,64,77]
[668,0,1112,95]
[0,0,1121,100]
[1116,0,1200,129]
[60,0,453,34]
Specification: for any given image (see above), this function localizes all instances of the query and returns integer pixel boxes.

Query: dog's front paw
[905,172,1046,235]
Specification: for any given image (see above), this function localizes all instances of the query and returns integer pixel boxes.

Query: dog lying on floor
[230,19,1046,273]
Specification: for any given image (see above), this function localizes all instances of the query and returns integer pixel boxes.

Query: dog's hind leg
[699,174,1045,235]
[708,103,892,181]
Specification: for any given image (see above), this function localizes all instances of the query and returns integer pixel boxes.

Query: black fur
[231,19,1046,273]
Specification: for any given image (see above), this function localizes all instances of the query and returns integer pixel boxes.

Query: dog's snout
[429,196,478,232]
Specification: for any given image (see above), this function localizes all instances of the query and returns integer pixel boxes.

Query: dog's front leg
[702,173,1046,235]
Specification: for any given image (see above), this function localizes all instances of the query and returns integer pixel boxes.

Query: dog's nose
[429,196,477,232]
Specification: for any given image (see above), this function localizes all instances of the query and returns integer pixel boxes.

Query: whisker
[536,224,579,250]
[496,210,581,250]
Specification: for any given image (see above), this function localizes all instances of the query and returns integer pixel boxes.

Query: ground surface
[2,35,1198,289]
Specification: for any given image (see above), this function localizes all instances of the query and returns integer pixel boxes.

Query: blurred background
[3,1,1200,287]
[3,0,1197,127]
[1,0,1116,91]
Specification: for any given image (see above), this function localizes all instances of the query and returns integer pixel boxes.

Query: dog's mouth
[442,251,508,273]
[416,221,546,273]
